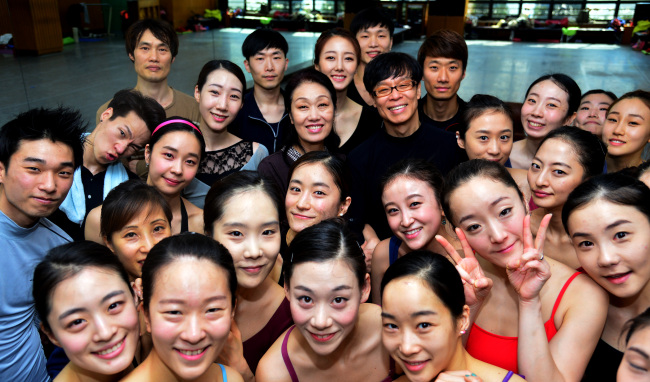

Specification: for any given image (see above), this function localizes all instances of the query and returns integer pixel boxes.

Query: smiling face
[285,162,350,234]
[602,98,650,160]
[422,57,465,102]
[449,177,526,267]
[130,29,175,83]
[315,36,359,93]
[356,25,393,65]
[106,205,171,280]
[575,93,614,137]
[382,276,466,382]
[211,190,281,290]
[527,138,585,210]
[145,131,201,197]
[244,47,288,90]
[195,69,244,133]
[521,80,572,139]
[145,258,233,380]
[567,199,650,299]
[289,82,335,150]
[382,176,442,251]
[286,259,369,356]
[0,139,75,228]
[373,76,421,130]
[46,267,139,377]
[458,111,513,165]
[618,326,650,382]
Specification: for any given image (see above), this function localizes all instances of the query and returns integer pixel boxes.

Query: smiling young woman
[601,90,650,173]
[438,159,607,381]
[381,251,524,382]
[527,126,606,269]
[313,28,382,155]
[33,241,140,382]
[256,219,396,382]
[122,234,243,382]
[510,74,581,170]
[563,174,650,381]
[194,60,268,193]
[204,171,293,381]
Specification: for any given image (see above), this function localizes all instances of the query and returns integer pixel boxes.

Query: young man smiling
[0,107,85,381]
[231,29,292,153]
[349,7,394,107]
[417,30,469,133]
[347,52,461,255]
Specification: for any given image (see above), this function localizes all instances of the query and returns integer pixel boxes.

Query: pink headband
[151,119,203,136]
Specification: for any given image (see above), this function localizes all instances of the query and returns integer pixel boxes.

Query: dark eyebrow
[381,312,395,319]
[475,129,512,134]
[295,285,351,293]
[23,157,74,168]
[123,125,134,139]
[606,219,632,231]
[629,347,650,359]
[23,157,45,164]
[58,290,125,320]
[58,307,86,321]
[532,156,572,169]
[312,182,331,189]
[572,219,632,238]
[101,290,125,304]
[458,196,508,225]
[412,310,437,317]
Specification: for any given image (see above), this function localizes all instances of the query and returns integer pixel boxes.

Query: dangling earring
[441,215,447,225]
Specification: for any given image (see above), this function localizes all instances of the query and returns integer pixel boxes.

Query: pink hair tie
[152,119,203,136]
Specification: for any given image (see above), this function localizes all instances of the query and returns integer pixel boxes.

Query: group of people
[2,6,650,382]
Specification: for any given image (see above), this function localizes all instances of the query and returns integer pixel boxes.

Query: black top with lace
[197,140,253,187]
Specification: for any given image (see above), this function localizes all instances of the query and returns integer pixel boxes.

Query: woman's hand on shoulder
[506,214,552,302]
[436,229,493,308]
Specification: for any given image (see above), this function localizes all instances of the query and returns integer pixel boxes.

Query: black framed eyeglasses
[373,80,417,98]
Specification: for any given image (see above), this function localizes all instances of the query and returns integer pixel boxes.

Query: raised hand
[217,321,252,380]
[506,214,552,302]
[436,228,493,308]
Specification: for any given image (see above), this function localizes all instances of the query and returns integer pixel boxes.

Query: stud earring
[460,330,466,335]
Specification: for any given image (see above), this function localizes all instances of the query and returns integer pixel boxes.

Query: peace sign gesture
[506,213,552,302]
[436,228,492,308]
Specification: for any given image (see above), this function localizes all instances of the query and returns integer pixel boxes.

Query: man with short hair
[0,107,86,381]
[349,7,394,107]
[417,30,469,133]
[95,19,200,178]
[96,19,200,125]
[51,89,165,240]
[231,29,291,153]
[347,52,461,253]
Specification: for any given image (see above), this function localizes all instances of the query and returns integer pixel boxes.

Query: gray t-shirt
[0,211,71,381]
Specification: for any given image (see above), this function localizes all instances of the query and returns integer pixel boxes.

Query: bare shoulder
[256,328,293,382]
[84,205,104,244]
[373,239,391,263]
[223,364,245,382]
[547,259,608,312]
[359,303,383,331]
[183,198,204,233]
